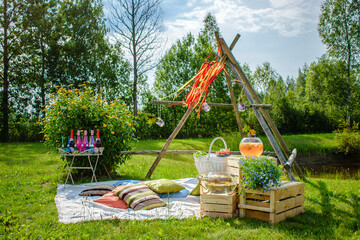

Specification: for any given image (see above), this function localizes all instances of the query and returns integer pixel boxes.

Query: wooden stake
[145,108,192,178]
[220,37,304,180]
[152,100,272,109]
[284,149,297,170]
[227,60,296,181]
[215,32,244,137]
[120,150,276,155]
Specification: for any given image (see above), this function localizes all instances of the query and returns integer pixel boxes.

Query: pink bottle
[89,130,95,154]
[76,130,82,152]
[82,130,88,152]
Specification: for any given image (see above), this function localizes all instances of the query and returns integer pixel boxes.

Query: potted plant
[238,156,283,192]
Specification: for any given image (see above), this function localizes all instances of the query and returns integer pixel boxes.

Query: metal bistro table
[59,147,104,185]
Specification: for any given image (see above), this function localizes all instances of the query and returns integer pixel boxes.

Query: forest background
[1,0,359,142]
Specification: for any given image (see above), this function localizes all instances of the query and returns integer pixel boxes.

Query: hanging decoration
[156,118,165,127]
[238,103,245,112]
[172,49,225,117]
[202,102,210,112]
[156,104,165,127]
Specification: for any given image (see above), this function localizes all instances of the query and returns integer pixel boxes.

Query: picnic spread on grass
[56,33,305,224]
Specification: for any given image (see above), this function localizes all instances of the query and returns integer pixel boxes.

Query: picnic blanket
[55,178,200,224]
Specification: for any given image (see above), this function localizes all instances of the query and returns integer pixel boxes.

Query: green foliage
[306,56,350,108]
[335,121,360,155]
[253,62,280,101]
[239,156,283,191]
[318,0,360,70]
[194,151,208,158]
[42,86,136,175]
[8,114,43,142]
[0,0,132,142]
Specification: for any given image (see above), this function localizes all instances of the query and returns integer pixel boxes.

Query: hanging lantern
[156,118,165,127]
[238,104,245,112]
[202,102,210,112]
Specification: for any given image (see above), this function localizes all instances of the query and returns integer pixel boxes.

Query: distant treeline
[1,0,359,141]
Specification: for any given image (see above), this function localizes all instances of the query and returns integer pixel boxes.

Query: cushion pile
[115,184,166,211]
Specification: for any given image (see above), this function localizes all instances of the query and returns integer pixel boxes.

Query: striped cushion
[114,184,166,211]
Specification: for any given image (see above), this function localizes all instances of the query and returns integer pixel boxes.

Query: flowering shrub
[239,156,283,191]
[41,85,135,175]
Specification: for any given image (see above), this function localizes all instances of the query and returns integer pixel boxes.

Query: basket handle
[208,137,227,159]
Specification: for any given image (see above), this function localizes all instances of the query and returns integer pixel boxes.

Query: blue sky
[160,0,327,80]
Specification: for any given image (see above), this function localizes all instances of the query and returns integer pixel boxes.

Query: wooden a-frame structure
[145,33,304,181]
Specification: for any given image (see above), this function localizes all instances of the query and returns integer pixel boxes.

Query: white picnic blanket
[55,178,200,224]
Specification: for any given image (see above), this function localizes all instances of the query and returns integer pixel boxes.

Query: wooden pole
[284,149,297,170]
[215,32,244,138]
[120,150,276,155]
[227,60,296,181]
[145,108,192,178]
[219,37,305,180]
[152,100,272,109]
[224,70,244,137]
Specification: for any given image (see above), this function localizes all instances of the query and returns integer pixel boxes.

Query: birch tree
[107,0,164,118]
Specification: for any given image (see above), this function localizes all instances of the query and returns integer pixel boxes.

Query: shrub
[9,114,43,142]
[238,156,283,191]
[335,121,360,156]
[42,85,136,175]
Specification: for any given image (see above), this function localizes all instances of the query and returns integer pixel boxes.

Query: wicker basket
[194,137,229,174]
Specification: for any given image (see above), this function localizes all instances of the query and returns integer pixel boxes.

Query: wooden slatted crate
[226,156,277,184]
[238,181,305,224]
[200,192,237,218]
[226,156,241,184]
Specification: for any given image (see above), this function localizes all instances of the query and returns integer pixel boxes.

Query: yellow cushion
[190,182,200,196]
[144,179,185,194]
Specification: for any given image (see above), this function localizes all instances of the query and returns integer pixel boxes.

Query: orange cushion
[93,185,128,209]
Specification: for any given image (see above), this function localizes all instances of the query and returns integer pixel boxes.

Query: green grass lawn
[1,138,359,239]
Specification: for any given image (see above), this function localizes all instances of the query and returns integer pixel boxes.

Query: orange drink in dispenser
[239,130,264,158]
[239,142,263,158]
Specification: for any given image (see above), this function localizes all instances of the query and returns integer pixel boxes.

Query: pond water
[300,162,360,180]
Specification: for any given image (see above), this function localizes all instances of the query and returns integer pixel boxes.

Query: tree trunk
[41,37,46,118]
[173,107,177,128]
[133,60,138,118]
[346,40,351,124]
[132,2,137,119]
[2,0,10,142]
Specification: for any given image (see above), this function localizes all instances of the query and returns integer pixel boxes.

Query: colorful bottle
[83,130,89,152]
[95,129,101,154]
[61,137,65,151]
[67,136,71,152]
[89,130,95,154]
[76,130,81,152]
[79,130,85,152]
[69,130,75,153]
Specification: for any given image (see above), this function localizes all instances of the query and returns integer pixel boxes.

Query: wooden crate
[226,156,241,183]
[238,181,305,224]
[226,156,278,184]
[200,192,237,218]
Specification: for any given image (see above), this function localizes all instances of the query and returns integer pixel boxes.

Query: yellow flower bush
[42,86,135,175]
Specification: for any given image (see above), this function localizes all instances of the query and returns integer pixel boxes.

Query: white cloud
[163,0,319,40]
